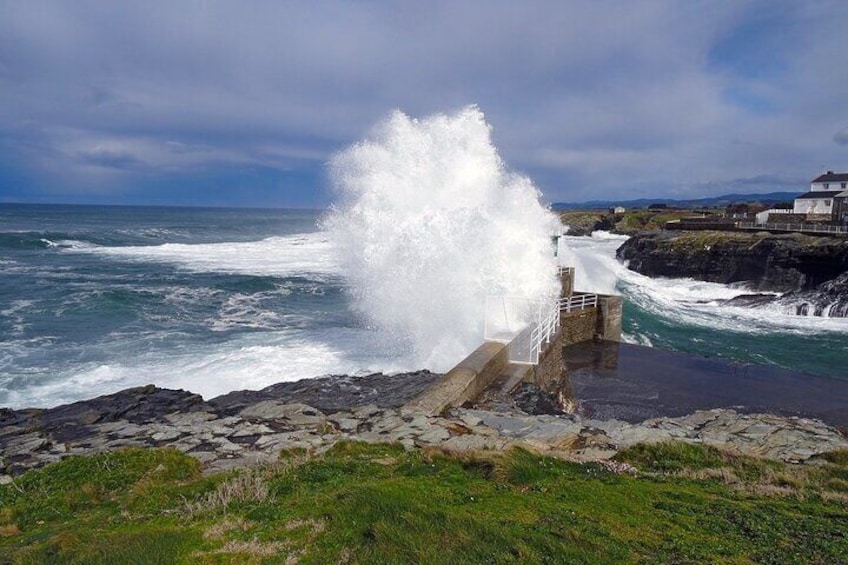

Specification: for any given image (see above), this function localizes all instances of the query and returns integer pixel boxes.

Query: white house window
[842,182,846,189]
[824,183,830,189]
[825,200,832,206]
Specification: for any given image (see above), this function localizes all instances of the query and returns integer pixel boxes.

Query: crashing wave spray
[323,106,561,370]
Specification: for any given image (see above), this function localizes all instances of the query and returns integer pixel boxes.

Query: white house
[809,171,848,192]
[793,171,848,215]
[755,208,792,224]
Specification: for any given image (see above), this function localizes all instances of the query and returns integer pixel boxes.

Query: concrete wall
[756,209,794,224]
[404,341,509,416]
[596,295,622,342]
[407,272,623,413]
[559,269,574,298]
[560,309,597,345]
[530,326,564,391]
[559,294,622,345]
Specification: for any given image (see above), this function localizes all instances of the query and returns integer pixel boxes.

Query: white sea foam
[0,299,34,317]
[208,291,293,332]
[322,106,560,371]
[41,238,97,249]
[0,327,418,409]
[563,232,848,337]
[119,227,189,239]
[55,239,99,249]
[71,233,339,278]
[0,299,35,335]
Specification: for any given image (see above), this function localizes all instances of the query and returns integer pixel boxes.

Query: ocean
[0,204,420,409]
[562,232,848,379]
[2,204,847,409]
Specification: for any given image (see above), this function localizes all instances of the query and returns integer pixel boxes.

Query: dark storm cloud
[1,1,847,205]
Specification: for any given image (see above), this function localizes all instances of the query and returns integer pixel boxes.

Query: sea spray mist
[322,106,561,371]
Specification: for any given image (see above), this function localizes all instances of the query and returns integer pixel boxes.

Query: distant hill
[552,191,799,210]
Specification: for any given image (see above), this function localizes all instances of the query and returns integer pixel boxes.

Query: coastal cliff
[616,230,848,316]
[617,231,848,291]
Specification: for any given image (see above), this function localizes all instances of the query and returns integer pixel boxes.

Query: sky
[1,1,847,207]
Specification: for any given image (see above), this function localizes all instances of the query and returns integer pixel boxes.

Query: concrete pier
[404,341,522,416]
[407,266,623,413]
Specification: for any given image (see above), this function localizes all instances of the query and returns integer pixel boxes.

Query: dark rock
[778,271,848,317]
[718,293,779,308]
[0,385,210,443]
[617,231,848,293]
[563,214,616,236]
[210,371,442,415]
[229,434,260,445]
[39,385,209,426]
[512,382,566,416]
[0,407,42,428]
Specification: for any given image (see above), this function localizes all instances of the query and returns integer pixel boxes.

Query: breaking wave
[323,106,561,370]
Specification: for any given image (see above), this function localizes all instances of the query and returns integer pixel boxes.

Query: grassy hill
[558,208,701,235]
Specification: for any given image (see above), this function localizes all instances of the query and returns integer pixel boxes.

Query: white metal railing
[737,222,848,235]
[484,296,560,365]
[560,293,598,312]
[521,298,560,365]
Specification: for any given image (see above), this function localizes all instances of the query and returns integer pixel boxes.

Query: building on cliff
[810,171,848,192]
[793,171,848,216]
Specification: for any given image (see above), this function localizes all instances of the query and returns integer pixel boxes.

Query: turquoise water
[622,301,847,378]
[562,232,848,380]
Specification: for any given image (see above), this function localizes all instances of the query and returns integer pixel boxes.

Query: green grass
[1,442,847,564]
[616,210,695,233]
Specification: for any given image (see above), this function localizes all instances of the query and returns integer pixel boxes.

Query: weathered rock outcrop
[209,370,441,416]
[559,212,616,236]
[617,230,848,312]
[3,377,847,482]
[617,231,848,292]
[779,271,848,317]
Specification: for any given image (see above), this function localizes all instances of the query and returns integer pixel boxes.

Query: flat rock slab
[210,371,442,416]
[2,381,846,482]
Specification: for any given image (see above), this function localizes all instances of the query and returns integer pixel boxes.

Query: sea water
[0,107,562,408]
[3,205,847,409]
[560,231,848,379]
[0,204,425,408]
[3,106,847,409]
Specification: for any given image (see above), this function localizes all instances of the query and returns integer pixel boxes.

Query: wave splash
[323,106,560,371]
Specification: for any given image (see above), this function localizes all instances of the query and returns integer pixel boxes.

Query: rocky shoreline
[617,230,848,316]
[3,373,846,482]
